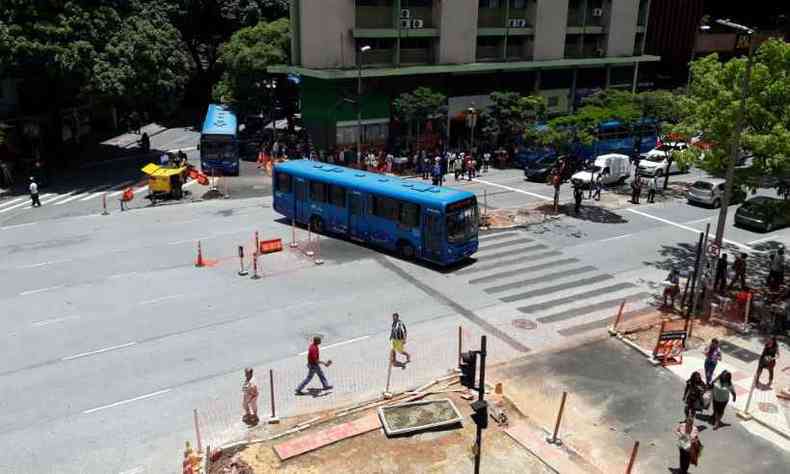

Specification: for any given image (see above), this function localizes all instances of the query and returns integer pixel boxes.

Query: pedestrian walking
[714,254,728,293]
[552,172,561,212]
[663,267,681,308]
[756,336,780,387]
[647,175,657,203]
[483,152,491,172]
[683,371,706,418]
[242,368,260,426]
[295,336,333,395]
[466,156,475,181]
[593,173,603,201]
[389,313,411,369]
[729,253,747,290]
[573,184,583,214]
[140,132,150,153]
[432,159,442,186]
[769,248,785,291]
[703,338,722,386]
[453,153,462,181]
[630,176,642,204]
[28,177,41,207]
[711,370,736,430]
[422,154,431,180]
[674,415,701,474]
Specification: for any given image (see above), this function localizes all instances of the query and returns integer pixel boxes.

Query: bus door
[294,178,309,223]
[348,191,368,241]
[422,208,443,261]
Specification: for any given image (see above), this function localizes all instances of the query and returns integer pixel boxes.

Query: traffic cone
[195,241,205,267]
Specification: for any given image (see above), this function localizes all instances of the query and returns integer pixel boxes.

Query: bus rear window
[276,173,291,193]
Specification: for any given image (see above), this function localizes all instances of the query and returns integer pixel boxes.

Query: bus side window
[372,196,399,221]
[276,173,291,193]
[330,185,346,208]
[310,181,327,203]
[399,202,420,228]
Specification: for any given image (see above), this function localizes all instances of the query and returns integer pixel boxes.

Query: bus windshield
[447,198,479,244]
[201,136,236,159]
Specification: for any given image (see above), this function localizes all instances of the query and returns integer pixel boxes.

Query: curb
[737,409,790,442]
[609,330,661,366]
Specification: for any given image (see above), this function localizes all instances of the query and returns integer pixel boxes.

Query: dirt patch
[380,400,460,434]
[622,315,739,354]
[482,205,558,229]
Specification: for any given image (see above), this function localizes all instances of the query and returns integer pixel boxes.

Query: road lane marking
[183,179,199,188]
[748,235,787,245]
[167,146,197,153]
[82,388,171,414]
[298,335,370,355]
[133,185,149,194]
[62,342,137,361]
[599,233,634,242]
[17,258,72,269]
[684,217,713,225]
[77,183,117,201]
[41,191,80,205]
[139,294,184,305]
[109,271,138,279]
[625,208,756,252]
[118,466,144,474]
[31,315,81,327]
[0,193,55,213]
[55,184,112,205]
[20,285,64,296]
[472,178,553,201]
[0,196,26,209]
[0,222,38,230]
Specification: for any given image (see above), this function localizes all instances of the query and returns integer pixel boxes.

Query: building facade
[273,0,660,151]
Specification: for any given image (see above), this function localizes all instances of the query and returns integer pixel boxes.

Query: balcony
[476,45,503,62]
[564,46,583,59]
[356,6,395,29]
[478,7,506,28]
[400,48,433,65]
[361,49,395,66]
[506,40,533,61]
[401,7,433,28]
[567,8,584,27]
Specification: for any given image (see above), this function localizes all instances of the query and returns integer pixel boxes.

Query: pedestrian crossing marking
[468,258,579,285]
[517,282,636,313]
[484,266,597,294]
[501,274,615,303]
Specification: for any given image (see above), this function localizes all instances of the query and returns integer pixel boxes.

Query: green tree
[480,92,547,149]
[212,18,290,118]
[393,87,447,150]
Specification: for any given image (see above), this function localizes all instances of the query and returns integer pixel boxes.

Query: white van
[571,153,631,186]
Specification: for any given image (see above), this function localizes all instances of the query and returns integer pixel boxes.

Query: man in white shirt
[483,152,491,172]
[29,177,41,207]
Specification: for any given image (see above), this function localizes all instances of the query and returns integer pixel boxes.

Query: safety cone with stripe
[195,241,205,267]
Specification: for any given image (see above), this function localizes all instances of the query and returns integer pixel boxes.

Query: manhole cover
[758,402,779,414]
[513,319,537,330]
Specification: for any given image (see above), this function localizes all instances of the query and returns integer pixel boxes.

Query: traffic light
[459,351,477,389]
[470,399,488,429]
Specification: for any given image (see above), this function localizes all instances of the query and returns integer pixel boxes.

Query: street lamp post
[712,19,755,247]
[357,45,371,167]
[465,106,477,151]
[687,24,712,90]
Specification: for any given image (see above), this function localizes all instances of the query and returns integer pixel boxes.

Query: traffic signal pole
[474,335,487,474]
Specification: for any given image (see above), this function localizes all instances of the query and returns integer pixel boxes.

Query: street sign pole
[474,335,487,474]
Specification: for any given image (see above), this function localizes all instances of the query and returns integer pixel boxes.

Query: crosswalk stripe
[56,184,112,205]
[517,282,635,313]
[558,306,656,337]
[502,274,614,303]
[79,183,118,201]
[484,266,597,294]
[478,231,519,242]
[456,250,562,275]
[477,244,549,261]
[477,237,534,253]
[0,196,26,209]
[468,258,579,285]
[536,292,652,324]
[0,193,55,213]
[41,191,78,205]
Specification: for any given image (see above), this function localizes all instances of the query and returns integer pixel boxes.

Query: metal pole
[269,369,277,421]
[357,51,363,168]
[384,352,393,398]
[290,218,298,248]
[193,409,202,452]
[713,31,754,247]
[625,441,640,474]
[458,325,463,367]
[693,224,711,314]
[685,229,705,318]
[549,392,568,444]
[474,335,487,474]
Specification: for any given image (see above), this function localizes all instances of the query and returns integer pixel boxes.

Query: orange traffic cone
[195,241,205,267]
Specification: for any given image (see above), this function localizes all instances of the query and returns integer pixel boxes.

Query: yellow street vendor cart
[141,163,189,203]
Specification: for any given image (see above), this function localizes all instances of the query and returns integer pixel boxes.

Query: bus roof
[275,160,476,208]
[202,104,237,136]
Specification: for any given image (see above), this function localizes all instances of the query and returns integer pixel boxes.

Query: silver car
[687,178,745,208]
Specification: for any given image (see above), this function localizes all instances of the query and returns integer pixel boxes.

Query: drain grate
[513,319,537,330]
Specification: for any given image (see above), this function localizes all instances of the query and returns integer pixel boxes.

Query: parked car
[735,196,790,232]
[571,153,630,187]
[638,142,689,177]
[523,154,585,182]
[687,178,746,208]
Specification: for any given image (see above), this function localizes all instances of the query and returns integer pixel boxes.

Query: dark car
[524,155,585,182]
[734,196,790,232]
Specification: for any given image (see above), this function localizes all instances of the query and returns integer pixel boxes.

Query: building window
[511,0,526,9]
[400,38,434,65]
[479,0,500,7]
[477,36,503,61]
[276,173,291,193]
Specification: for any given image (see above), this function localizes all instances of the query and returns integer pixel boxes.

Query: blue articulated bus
[272,160,479,266]
[200,104,240,176]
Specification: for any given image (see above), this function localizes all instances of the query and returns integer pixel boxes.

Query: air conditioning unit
[400,9,410,19]
[400,18,412,29]
[411,19,424,28]
[508,19,519,27]
[508,19,527,28]
[592,8,603,17]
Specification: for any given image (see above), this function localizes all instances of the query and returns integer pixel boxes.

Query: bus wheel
[310,216,324,234]
[398,241,416,260]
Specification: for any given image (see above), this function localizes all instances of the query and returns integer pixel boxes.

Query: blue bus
[272,160,479,266]
[200,104,240,176]
[515,119,658,168]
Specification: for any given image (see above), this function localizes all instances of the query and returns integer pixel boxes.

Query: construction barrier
[259,238,284,255]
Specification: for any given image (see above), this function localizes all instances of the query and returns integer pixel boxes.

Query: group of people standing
[630,174,659,204]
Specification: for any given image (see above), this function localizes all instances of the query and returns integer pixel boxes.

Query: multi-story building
[272,0,659,150]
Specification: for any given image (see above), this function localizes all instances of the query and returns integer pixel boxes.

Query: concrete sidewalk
[99,123,168,149]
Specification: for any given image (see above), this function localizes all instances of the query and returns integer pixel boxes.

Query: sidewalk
[99,123,168,150]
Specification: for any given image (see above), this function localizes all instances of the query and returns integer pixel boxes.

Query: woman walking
[674,415,701,474]
[711,370,736,430]
[703,339,722,386]
[683,371,706,418]
[756,337,780,387]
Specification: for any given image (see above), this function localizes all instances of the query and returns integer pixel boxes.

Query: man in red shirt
[295,336,333,395]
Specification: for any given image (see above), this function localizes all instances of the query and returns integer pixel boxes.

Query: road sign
[707,241,721,257]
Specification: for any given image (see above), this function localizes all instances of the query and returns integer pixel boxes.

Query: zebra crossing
[0,180,140,215]
[458,230,657,343]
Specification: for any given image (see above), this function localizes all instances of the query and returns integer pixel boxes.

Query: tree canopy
[393,87,447,149]
[211,18,290,117]
[480,92,546,148]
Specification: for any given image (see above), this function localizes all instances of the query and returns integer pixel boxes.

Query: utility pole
[356,45,371,167]
[473,335,487,474]
[712,19,755,247]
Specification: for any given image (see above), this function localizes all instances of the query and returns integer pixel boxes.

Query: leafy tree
[480,92,546,149]
[212,18,290,118]
[393,87,447,150]
[672,38,790,195]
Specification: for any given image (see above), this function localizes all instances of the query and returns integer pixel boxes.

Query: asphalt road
[1,152,789,473]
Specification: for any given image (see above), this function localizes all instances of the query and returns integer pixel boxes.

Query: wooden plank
[273,412,380,461]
